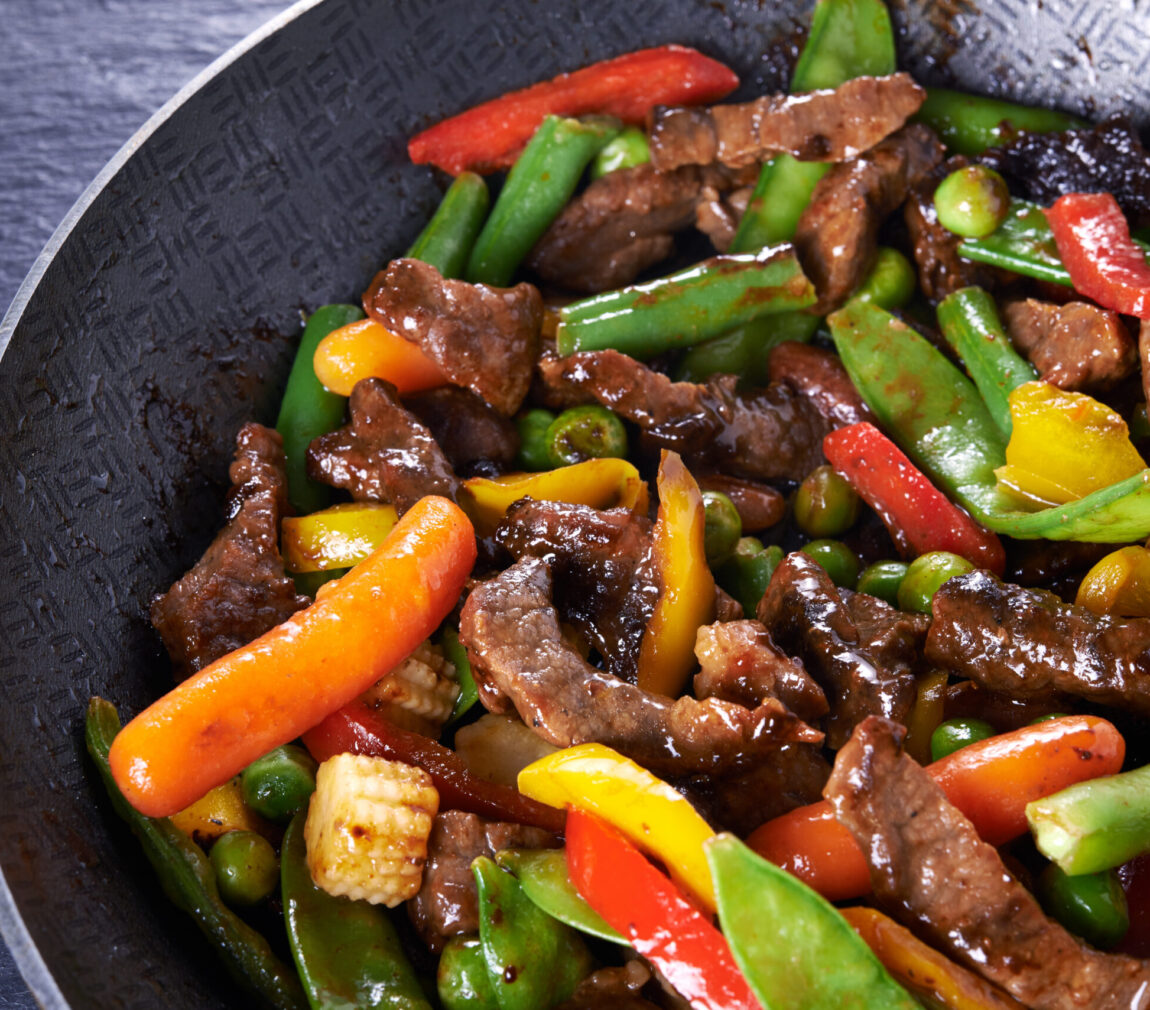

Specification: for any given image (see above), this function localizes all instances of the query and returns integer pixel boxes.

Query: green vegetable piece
[545,405,628,467]
[933,165,1011,238]
[702,490,743,567]
[276,304,364,515]
[85,698,306,1010]
[851,246,917,309]
[495,848,625,945]
[1038,863,1129,950]
[1131,404,1150,443]
[897,551,975,615]
[937,286,1038,439]
[473,856,592,1010]
[466,115,620,286]
[438,936,499,1010]
[929,717,996,762]
[794,465,860,538]
[211,830,279,908]
[242,745,318,823]
[717,539,784,616]
[957,198,1075,285]
[1027,763,1150,876]
[856,560,908,607]
[590,125,650,179]
[556,246,816,359]
[914,87,1084,156]
[707,833,918,1010]
[675,312,820,386]
[441,625,478,726]
[515,408,557,471]
[406,171,490,279]
[282,811,433,1010]
[801,539,860,590]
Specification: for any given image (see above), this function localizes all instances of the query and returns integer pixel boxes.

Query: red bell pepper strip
[1045,192,1150,319]
[301,700,565,835]
[408,45,739,175]
[823,421,1005,575]
[566,808,760,1010]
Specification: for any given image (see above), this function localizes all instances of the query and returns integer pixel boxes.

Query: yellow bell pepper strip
[458,457,649,537]
[902,669,949,767]
[995,382,1147,508]
[636,451,715,697]
[280,502,398,573]
[1075,546,1150,617]
[313,318,447,397]
[169,777,276,848]
[517,742,718,912]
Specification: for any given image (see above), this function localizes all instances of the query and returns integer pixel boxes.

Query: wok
[2,0,1149,1006]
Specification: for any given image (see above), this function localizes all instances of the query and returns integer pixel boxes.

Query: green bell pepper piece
[406,171,490,279]
[716,538,783,617]
[914,87,1084,156]
[438,936,499,1010]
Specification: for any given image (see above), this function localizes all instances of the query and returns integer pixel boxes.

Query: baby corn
[360,640,459,736]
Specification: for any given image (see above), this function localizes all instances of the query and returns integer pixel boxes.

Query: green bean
[702,490,743,567]
[590,126,650,179]
[514,408,557,471]
[545,405,628,466]
[800,538,860,590]
[1038,864,1129,950]
[241,745,317,823]
[794,465,861,538]
[929,718,996,762]
[934,165,1011,239]
[856,560,908,608]
[406,171,490,278]
[210,831,280,908]
[851,247,917,309]
[914,87,1084,156]
[897,551,975,614]
[440,625,478,726]
[675,313,820,386]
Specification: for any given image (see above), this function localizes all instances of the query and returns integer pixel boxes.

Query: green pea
[545,405,628,466]
[1029,712,1071,725]
[703,490,743,567]
[857,560,909,608]
[897,551,976,614]
[793,465,860,538]
[800,538,860,590]
[590,126,651,179]
[1038,863,1129,950]
[852,247,917,310]
[438,935,498,1010]
[209,830,279,907]
[933,165,1011,239]
[241,745,317,823]
[515,408,557,471]
[930,717,996,762]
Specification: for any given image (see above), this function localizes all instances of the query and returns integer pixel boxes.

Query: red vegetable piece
[301,700,566,834]
[823,421,1005,575]
[1045,192,1150,319]
[407,45,739,175]
[566,807,760,1010]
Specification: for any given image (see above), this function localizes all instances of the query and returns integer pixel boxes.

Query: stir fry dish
[88,0,1150,1007]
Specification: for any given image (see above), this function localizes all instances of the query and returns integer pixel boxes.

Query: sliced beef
[459,557,822,777]
[363,258,542,415]
[758,553,925,748]
[825,716,1150,1010]
[404,385,518,475]
[1003,298,1136,392]
[693,619,829,722]
[925,570,1150,717]
[151,423,308,680]
[558,962,658,1010]
[545,349,829,482]
[648,73,926,171]
[533,345,599,412]
[944,680,1078,732]
[695,182,753,253]
[306,377,459,513]
[696,473,785,532]
[495,499,659,682]
[794,125,945,311]
[767,340,875,429]
[408,810,557,953]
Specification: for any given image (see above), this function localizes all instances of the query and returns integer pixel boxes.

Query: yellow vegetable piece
[636,451,715,697]
[170,777,273,847]
[903,669,949,766]
[1075,545,1150,617]
[518,742,717,911]
[459,458,649,536]
[312,317,445,396]
[281,502,398,573]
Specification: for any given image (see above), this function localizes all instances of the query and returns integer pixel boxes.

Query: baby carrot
[109,496,476,818]
[312,318,445,397]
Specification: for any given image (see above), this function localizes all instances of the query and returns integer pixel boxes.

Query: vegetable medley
[89,0,1150,1007]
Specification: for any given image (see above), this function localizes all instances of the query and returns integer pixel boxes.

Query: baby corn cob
[360,640,459,737]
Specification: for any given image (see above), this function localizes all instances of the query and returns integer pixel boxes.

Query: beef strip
[648,73,926,171]
[1003,298,1136,392]
[557,961,659,1010]
[696,473,785,532]
[532,345,599,412]
[495,499,659,682]
[545,349,829,482]
[758,552,925,748]
[925,569,1150,717]
[306,377,459,513]
[825,716,1150,1010]
[363,258,542,415]
[794,125,945,311]
[693,619,829,722]
[767,340,875,429]
[150,423,308,680]
[694,182,753,253]
[403,385,518,475]
[408,810,557,953]
[459,557,822,777]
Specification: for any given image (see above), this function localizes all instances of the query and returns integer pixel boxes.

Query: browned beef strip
[150,423,308,680]
[696,473,785,532]
[825,716,1150,1010]
[495,499,659,682]
[693,619,828,722]
[407,810,557,953]
[532,345,599,411]
[1003,298,1136,392]
[794,125,945,311]
[459,557,822,777]
[767,340,875,429]
[557,962,658,1010]
[758,552,925,748]
[925,570,1150,717]
[403,385,518,475]
[648,73,926,172]
[694,183,753,253]
[546,349,828,482]
[306,377,459,513]
[363,258,542,415]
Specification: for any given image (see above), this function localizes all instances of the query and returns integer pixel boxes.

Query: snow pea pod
[406,171,490,278]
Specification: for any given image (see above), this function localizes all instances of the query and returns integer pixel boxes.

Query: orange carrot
[312,318,445,396]
[747,715,1125,901]
[109,496,476,817]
